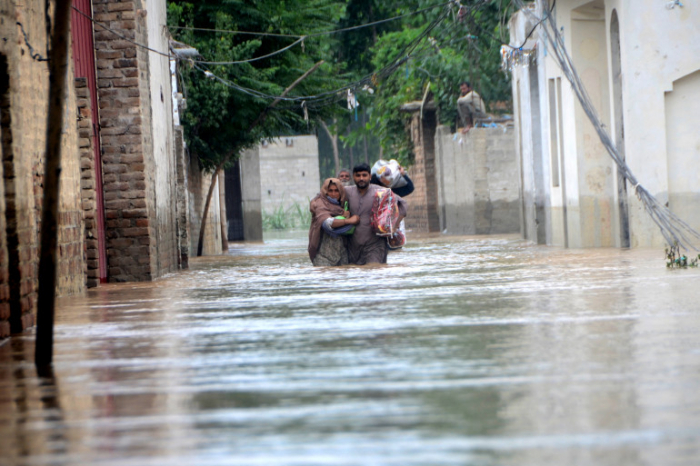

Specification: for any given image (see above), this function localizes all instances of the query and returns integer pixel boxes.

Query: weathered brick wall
[93,0,184,280]
[0,0,85,339]
[404,109,440,233]
[56,74,86,297]
[94,0,151,282]
[76,78,100,288]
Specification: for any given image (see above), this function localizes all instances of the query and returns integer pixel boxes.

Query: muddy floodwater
[2,233,700,465]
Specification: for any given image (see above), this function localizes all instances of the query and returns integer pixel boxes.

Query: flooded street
[2,233,700,465]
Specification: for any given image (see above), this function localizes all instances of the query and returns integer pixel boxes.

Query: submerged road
[2,233,700,465]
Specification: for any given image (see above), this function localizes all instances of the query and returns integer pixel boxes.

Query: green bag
[334,201,355,235]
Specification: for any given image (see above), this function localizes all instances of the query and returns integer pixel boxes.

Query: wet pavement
[2,232,700,465]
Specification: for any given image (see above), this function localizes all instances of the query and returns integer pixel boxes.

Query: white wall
[259,136,321,215]
[146,0,178,266]
[515,0,700,248]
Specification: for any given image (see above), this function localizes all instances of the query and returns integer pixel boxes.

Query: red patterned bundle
[371,188,398,236]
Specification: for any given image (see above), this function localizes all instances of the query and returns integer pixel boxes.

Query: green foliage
[665,242,700,268]
[262,201,311,230]
[168,0,346,171]
[329,0,514,167]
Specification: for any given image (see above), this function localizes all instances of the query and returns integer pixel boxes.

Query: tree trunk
[363,135,369,164]
[319,119,339,176]
[35,0,73,370]
[196,60,324,256]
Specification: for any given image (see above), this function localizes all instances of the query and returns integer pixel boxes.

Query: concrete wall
[146,0,179,273]
[0,0,85,338]
[512,0,700,249]
[188,157,224,256]
[259,136,320,215]
[435,126,520,235]
[240,148,263,241]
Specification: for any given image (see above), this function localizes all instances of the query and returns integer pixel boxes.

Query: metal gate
[71,0,107,283]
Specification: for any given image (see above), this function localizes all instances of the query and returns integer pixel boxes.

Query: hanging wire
[194,36,307,65]
[71,5,172,58]
[169,1,452,40]
[17,21,49,61]
[511,0,700,251]
[191,6,451,107]
[168,27,303,38]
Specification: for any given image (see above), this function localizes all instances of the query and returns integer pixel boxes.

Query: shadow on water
[1,233,700,465]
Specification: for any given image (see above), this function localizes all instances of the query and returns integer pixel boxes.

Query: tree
[168,0,346,254]
[333,0,514,166]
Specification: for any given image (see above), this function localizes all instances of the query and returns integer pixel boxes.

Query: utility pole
[35,0,73,370]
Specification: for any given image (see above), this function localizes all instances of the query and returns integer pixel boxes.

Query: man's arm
[394,194,407,231]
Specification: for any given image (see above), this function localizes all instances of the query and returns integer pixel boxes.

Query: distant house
[509,0,700,248]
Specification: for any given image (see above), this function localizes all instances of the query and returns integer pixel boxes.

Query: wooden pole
[196,60,324,256]
[35,0,73,369]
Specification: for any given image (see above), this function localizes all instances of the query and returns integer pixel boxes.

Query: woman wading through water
[308,178,360,266]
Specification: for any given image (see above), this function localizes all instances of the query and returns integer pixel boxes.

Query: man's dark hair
[460,81,471,88]
[353,163,371,174]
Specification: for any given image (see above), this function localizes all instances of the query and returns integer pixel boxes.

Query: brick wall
[0,0,85,339]
[94,0,152,281]
[404,109,441,233]
[92,0,186,280]
[76,78,100,288]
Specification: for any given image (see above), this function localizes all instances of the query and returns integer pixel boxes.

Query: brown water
[2,233,700,466]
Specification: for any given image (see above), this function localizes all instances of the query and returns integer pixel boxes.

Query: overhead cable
[169,1,452,40]
[71,5,172,58]
[512,0,700,250]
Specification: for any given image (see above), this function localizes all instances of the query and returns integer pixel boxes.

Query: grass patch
[263,200,311,230]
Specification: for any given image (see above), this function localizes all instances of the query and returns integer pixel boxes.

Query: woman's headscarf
[308,178,347,261]
[320,178,347,204]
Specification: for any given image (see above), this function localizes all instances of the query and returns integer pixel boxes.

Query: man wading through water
[345,164,407,265]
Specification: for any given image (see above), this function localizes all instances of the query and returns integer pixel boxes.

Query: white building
[509,0,700,248]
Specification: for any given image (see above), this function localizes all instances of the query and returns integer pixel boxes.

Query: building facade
[510,0,700,248]
[0,0,226,340]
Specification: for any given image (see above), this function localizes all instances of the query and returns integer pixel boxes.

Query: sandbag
[371,159,408,189]
[371,188,399,237]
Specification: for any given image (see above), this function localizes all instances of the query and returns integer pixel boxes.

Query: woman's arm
[330,215,359,228]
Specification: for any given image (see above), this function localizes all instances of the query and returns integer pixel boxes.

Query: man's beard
[355,179,369,189]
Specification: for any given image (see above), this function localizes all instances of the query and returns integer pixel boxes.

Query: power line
[189,6,451,107]
[168,26,303,38]
[194,36,307,65]
[71,4,172,58]
[511,0,700,250]
[168,2,452,40]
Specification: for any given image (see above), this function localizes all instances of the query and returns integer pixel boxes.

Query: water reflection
[1,233,700,465]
